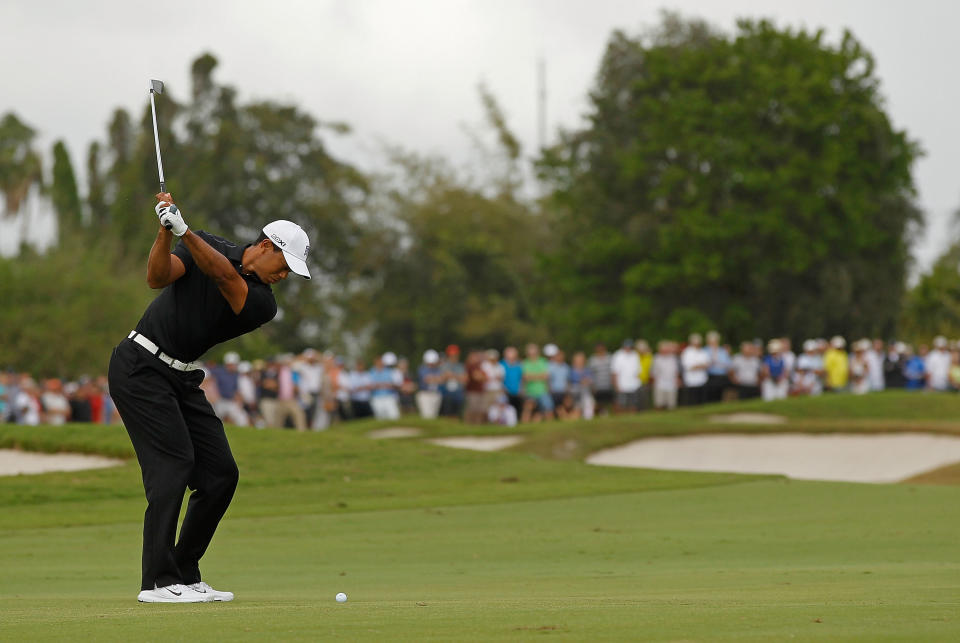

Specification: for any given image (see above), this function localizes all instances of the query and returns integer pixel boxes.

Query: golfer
[108,193,311,603]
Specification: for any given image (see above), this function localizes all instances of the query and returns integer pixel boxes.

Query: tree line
[0,13,944,377]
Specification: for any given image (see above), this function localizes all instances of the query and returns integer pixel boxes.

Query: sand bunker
[427,436,524,452]
[586,433,960,483]
[0,449,124,476]
[367,427,423,439]
[709,413,787,424]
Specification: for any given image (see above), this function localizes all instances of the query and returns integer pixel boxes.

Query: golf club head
[150,79,164,94]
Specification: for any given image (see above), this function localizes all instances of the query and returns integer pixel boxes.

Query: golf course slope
[2,391,959,641]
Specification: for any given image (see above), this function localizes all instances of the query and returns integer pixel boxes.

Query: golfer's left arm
[180,231,249,314]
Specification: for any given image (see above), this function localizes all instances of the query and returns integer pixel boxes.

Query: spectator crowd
[4,333,960,429]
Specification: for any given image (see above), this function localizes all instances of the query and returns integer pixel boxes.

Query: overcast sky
[1,0,957,269]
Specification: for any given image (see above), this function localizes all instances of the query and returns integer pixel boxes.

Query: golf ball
[336,592,347,603]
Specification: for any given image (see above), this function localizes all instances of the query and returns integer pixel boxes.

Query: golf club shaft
[149,90,165,193]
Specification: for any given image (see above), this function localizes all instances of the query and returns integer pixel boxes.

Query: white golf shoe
[188,581,234,602]
[137,583,215,603]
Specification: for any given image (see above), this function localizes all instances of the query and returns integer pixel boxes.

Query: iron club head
[150,79,164,94]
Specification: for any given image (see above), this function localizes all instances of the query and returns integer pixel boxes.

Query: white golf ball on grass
[335,592,347,603]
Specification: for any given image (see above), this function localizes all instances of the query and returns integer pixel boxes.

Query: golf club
[148,79,176,230]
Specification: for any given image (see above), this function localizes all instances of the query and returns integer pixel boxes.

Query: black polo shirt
[134,231,278,362]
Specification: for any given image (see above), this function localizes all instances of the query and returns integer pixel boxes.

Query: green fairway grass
[2,392,960,640]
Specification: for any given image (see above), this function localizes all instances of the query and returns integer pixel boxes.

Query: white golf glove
[155,201,188,237]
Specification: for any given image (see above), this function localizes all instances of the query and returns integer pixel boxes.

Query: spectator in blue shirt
[369,353,401,420]
[705,330,732,403]
[546,345,571,413]
[903,345,927,390]
[500,346,524,419]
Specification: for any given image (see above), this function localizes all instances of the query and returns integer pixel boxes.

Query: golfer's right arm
[147,226,185,289]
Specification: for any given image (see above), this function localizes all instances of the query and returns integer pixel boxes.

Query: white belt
[128,331,202,372]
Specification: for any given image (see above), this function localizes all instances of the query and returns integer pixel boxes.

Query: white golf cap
[262,220,311,280]
[423,349,439,364]
[382,351,397,366]
[543,343,559,357]
[223,351,240,365]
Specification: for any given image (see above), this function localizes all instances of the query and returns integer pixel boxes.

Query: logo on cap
[304,243,309,259]
[270,234,286,247]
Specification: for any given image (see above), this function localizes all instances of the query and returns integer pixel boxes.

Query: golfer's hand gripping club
[155,193,188,237]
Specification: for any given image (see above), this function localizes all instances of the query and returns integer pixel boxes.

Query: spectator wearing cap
[416,349,444,419]
[500,346,524,419]
[849,339,871,395]
[680,333,710,406]
[212,352,249,426]
[588,343,614,415]
[348,358,374,419]
[884,342,907,389]
[569,351,595,419]
[792,340,824,396]
[295,349,325,429]
[651,341,681,410]
[610,339,642,414]
[440,345,466,418]
[904,345,927,390]
[14,376,41,425]
[865,339,886,392]
[823,336,849,392]
[482,349,505,418]
[369,353,401,420]
[40,378,71,425]
[704,331,732,404]
[271,354,307,430]
[761,339,789,401]
[521,343,553,423]
[729,342,761,399]
[636,340,653,409]
[545,344,571,415]
[237,361,263,427]
[926,336,951,391]
[464,350,489,424]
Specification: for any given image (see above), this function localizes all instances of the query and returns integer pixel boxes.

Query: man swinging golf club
[108,193,311,602]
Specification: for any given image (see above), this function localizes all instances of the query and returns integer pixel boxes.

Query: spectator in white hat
[792,339,824,396]
[925,336,951,391]
[761,339,789,401]
[212,352,249,426]
[823,336,849,392]
[849,339,871,395]
[680,333,709,406]
[611,339,642,413]
[416,349,444,419]
[729,342,761,400]
[369,353,401,420]
[865,339,886,392]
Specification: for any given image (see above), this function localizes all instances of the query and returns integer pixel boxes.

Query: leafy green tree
[50,140,82,233]
[86,141,107,225]
[356,151,548,359]
[0,112,43,217]
[538,13,922,345]
[0,241,152,377]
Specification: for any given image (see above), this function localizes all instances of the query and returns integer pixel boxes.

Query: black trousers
[109,339,239,591]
